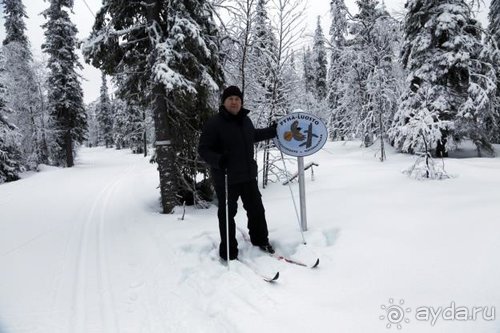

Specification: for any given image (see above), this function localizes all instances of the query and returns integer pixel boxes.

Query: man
[198,86,277,261]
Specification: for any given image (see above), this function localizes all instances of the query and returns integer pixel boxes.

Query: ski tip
[311,258,320,269]
[265,271,280,282]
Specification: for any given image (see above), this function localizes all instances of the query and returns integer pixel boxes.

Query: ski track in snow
[44,160,137,333]
[72,164,134,333]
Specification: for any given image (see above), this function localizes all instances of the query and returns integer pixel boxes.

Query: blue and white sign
[273,112,328,157]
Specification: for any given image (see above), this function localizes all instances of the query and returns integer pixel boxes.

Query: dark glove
[270,121,278,129]
[218,153,228,170]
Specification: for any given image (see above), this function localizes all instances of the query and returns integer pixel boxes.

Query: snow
[1,142,500,333]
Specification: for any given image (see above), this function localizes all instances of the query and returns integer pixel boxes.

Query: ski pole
[275,140,307,245]
[224,171,230,270]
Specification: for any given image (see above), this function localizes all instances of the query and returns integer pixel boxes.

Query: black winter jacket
[198,106,276,187]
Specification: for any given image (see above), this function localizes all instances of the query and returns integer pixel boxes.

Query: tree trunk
[146,0,177,213]
[65,129,74,167]
[143,110,148,157]
[379,111,386,162]
[152,84,177,213]
[435,130,448,158]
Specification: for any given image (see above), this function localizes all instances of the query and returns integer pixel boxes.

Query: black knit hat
[221,86,243,104]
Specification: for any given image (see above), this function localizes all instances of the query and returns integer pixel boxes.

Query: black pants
[215,180,270,260]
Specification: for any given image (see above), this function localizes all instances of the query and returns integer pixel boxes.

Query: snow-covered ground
[1,142,499,333]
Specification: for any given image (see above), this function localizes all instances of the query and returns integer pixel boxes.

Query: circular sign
[273,112,328,157]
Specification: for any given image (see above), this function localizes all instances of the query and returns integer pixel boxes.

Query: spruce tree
[2,0,29,53]
[97,73,113,148]
[312,16,327,101]
[42,0,87,167]
[0,49,23,183]
[303,47,315,95]
[84,0,224,212]
[392,0,497,156]
[247,0,277,108]
[2,0,49,168]
[327,0,350,140]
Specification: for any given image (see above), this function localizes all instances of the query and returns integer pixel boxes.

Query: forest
[1,0,499,213]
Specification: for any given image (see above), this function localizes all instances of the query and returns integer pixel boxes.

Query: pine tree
[97,73,113,148]
[42,0,87,167]
[84,0,224,212]
[392,0,497,156]
[312,16,327,101]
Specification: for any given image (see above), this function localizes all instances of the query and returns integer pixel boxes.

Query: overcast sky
[0,0,491,104]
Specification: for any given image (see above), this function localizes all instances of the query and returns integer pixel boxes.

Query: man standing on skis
[198,86,277,261]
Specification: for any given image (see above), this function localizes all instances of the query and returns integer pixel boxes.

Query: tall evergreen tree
[327,0,350,140]
[2,0,29,54]
[85,100,99,148]
[312,16,327,101]
[303,47,315,95]
[84,0,224,212]
[97,73,113,148]
[247,0,277,108]
[0,48,23,183]
[42,0,87,167]
[392,0,497,156]
[329,0,387,144]
[2,0,49,168]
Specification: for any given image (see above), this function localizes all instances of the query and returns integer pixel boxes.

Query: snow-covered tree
[42,0,87,167]
[110,98,148,154]
[303,47,315,95]
[85,100,99,148]
[312,16,327,101]
[84,0,224,213]
[2,0,49,169]
[247,0,278,109]
[2,0,29,54]
[488,0,500,142]
[0,49,23,183]
[490,0,500,45]
[392,0,497,156]
[97,73,113,148]
[255,0,305,187]
[219,0,256,94]
[110,97,127,150]
[327,0,350,140]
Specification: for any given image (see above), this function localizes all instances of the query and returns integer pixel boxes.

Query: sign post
[273,112,328,232]
[297,156,307,230]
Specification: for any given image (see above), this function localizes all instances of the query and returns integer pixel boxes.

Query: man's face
[223,96,242,115]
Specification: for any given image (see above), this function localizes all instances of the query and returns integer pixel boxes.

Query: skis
[237,228,320,269]
[270,253,320,269]
[237,257,280,282]
[215,243,279,283]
